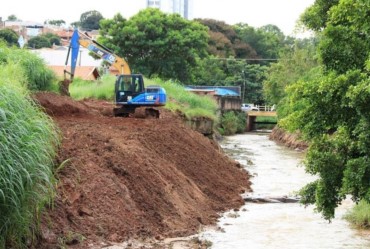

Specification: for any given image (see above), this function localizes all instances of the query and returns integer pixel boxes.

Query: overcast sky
[1,0,314,36]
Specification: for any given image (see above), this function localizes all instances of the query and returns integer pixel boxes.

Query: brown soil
[33,92,251,248]
[269,127,308,151]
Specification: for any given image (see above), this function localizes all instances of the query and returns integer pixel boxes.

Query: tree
[263,38,320,105]
[209,58,267,104]
[99,9,209,82]
[7,15,18,21]
[26,33,61,49]
[235,23,289,62]
[0,28,19,46]
[282,0,370,220]
[300,0,340,31]
[27,36,51,49]
[192,56,227,85]
[196,19,258,60]
[71,21,81,28]
[43,33,61,46]
[207,31,235,58]
[45,19,66,26]
[79,10,103,30]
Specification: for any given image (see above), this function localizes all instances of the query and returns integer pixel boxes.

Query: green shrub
[219,111,246,135]
[236,111,247,133]
[344,200,370,229]
[220,111,238,135]
[0,63,60,248]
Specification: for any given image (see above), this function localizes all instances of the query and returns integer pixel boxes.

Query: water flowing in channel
[200,133,370,249]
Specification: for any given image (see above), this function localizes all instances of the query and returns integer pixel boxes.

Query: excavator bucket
[59,79,71,96]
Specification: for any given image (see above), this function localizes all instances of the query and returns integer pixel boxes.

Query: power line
[208,57,281,61]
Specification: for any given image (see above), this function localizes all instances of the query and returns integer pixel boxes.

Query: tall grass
[150,78,217,120]
[69,74,218,120]
[344,200,370,229]
[70,74,116,100]
[0,63,60,248]
[0,43,56,91]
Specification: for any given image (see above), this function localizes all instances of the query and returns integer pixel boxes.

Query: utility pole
[241,70,246,103]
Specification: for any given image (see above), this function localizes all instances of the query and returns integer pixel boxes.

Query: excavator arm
[64,29,131,82]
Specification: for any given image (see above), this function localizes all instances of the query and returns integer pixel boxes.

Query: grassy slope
[69,74,218,120]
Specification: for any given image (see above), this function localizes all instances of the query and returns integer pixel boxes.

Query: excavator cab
[113,74,166,117]
[115,74,144,103]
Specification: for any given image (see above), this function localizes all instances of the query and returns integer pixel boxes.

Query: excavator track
[113,106,160,118]
[133,107,160,119]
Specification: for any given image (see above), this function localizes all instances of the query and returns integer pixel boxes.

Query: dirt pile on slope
[33,92,251,248]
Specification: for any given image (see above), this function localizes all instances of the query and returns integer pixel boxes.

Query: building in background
[147,0,193,19]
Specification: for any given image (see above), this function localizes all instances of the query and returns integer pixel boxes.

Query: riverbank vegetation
[262,0,370,223]
[0,44,60,248]
[344,200,370,229]
[218,111,246,135]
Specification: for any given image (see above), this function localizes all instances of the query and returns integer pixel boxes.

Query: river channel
[199,133,370,249]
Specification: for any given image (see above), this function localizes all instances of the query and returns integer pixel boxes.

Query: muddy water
[200,133,370,249]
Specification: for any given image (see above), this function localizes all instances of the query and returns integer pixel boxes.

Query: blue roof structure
[185,86,240,96]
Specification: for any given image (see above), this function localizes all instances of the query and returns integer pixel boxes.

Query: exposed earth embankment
[33,92,251,248]
[269,127,308,151]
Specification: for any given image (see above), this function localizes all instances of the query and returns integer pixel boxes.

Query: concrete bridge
[245,106,277,131]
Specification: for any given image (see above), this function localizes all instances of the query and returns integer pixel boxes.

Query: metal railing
[254,105,276,112]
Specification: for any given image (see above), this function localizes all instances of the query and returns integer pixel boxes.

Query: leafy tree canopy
[27,36,51,49]
[99,9,209,82]
[235,23,289,62]
[0,28,19,46]
[263,38,320,105]
[43,33,61,46]
[300,0,339,31]
[7,15,18,21]
[200,58,267,103]
[45,19,66,26]
[79,10,103,30]
[27,33,61,49]
[282,0,370,220]
[196,19,258,60]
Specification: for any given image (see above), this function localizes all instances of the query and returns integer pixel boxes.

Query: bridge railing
[255,105,276,112]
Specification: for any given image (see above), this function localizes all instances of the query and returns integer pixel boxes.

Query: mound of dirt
[33,92,251,248]
[34,92,90,117]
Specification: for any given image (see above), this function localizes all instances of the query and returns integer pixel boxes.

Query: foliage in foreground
[283,70,370,220]
[0,43,56,91]
[69,74,218,120]
[277,0,370,221]
[0,64,60,248]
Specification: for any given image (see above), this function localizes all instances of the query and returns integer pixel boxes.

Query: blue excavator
[63,29,166,118]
